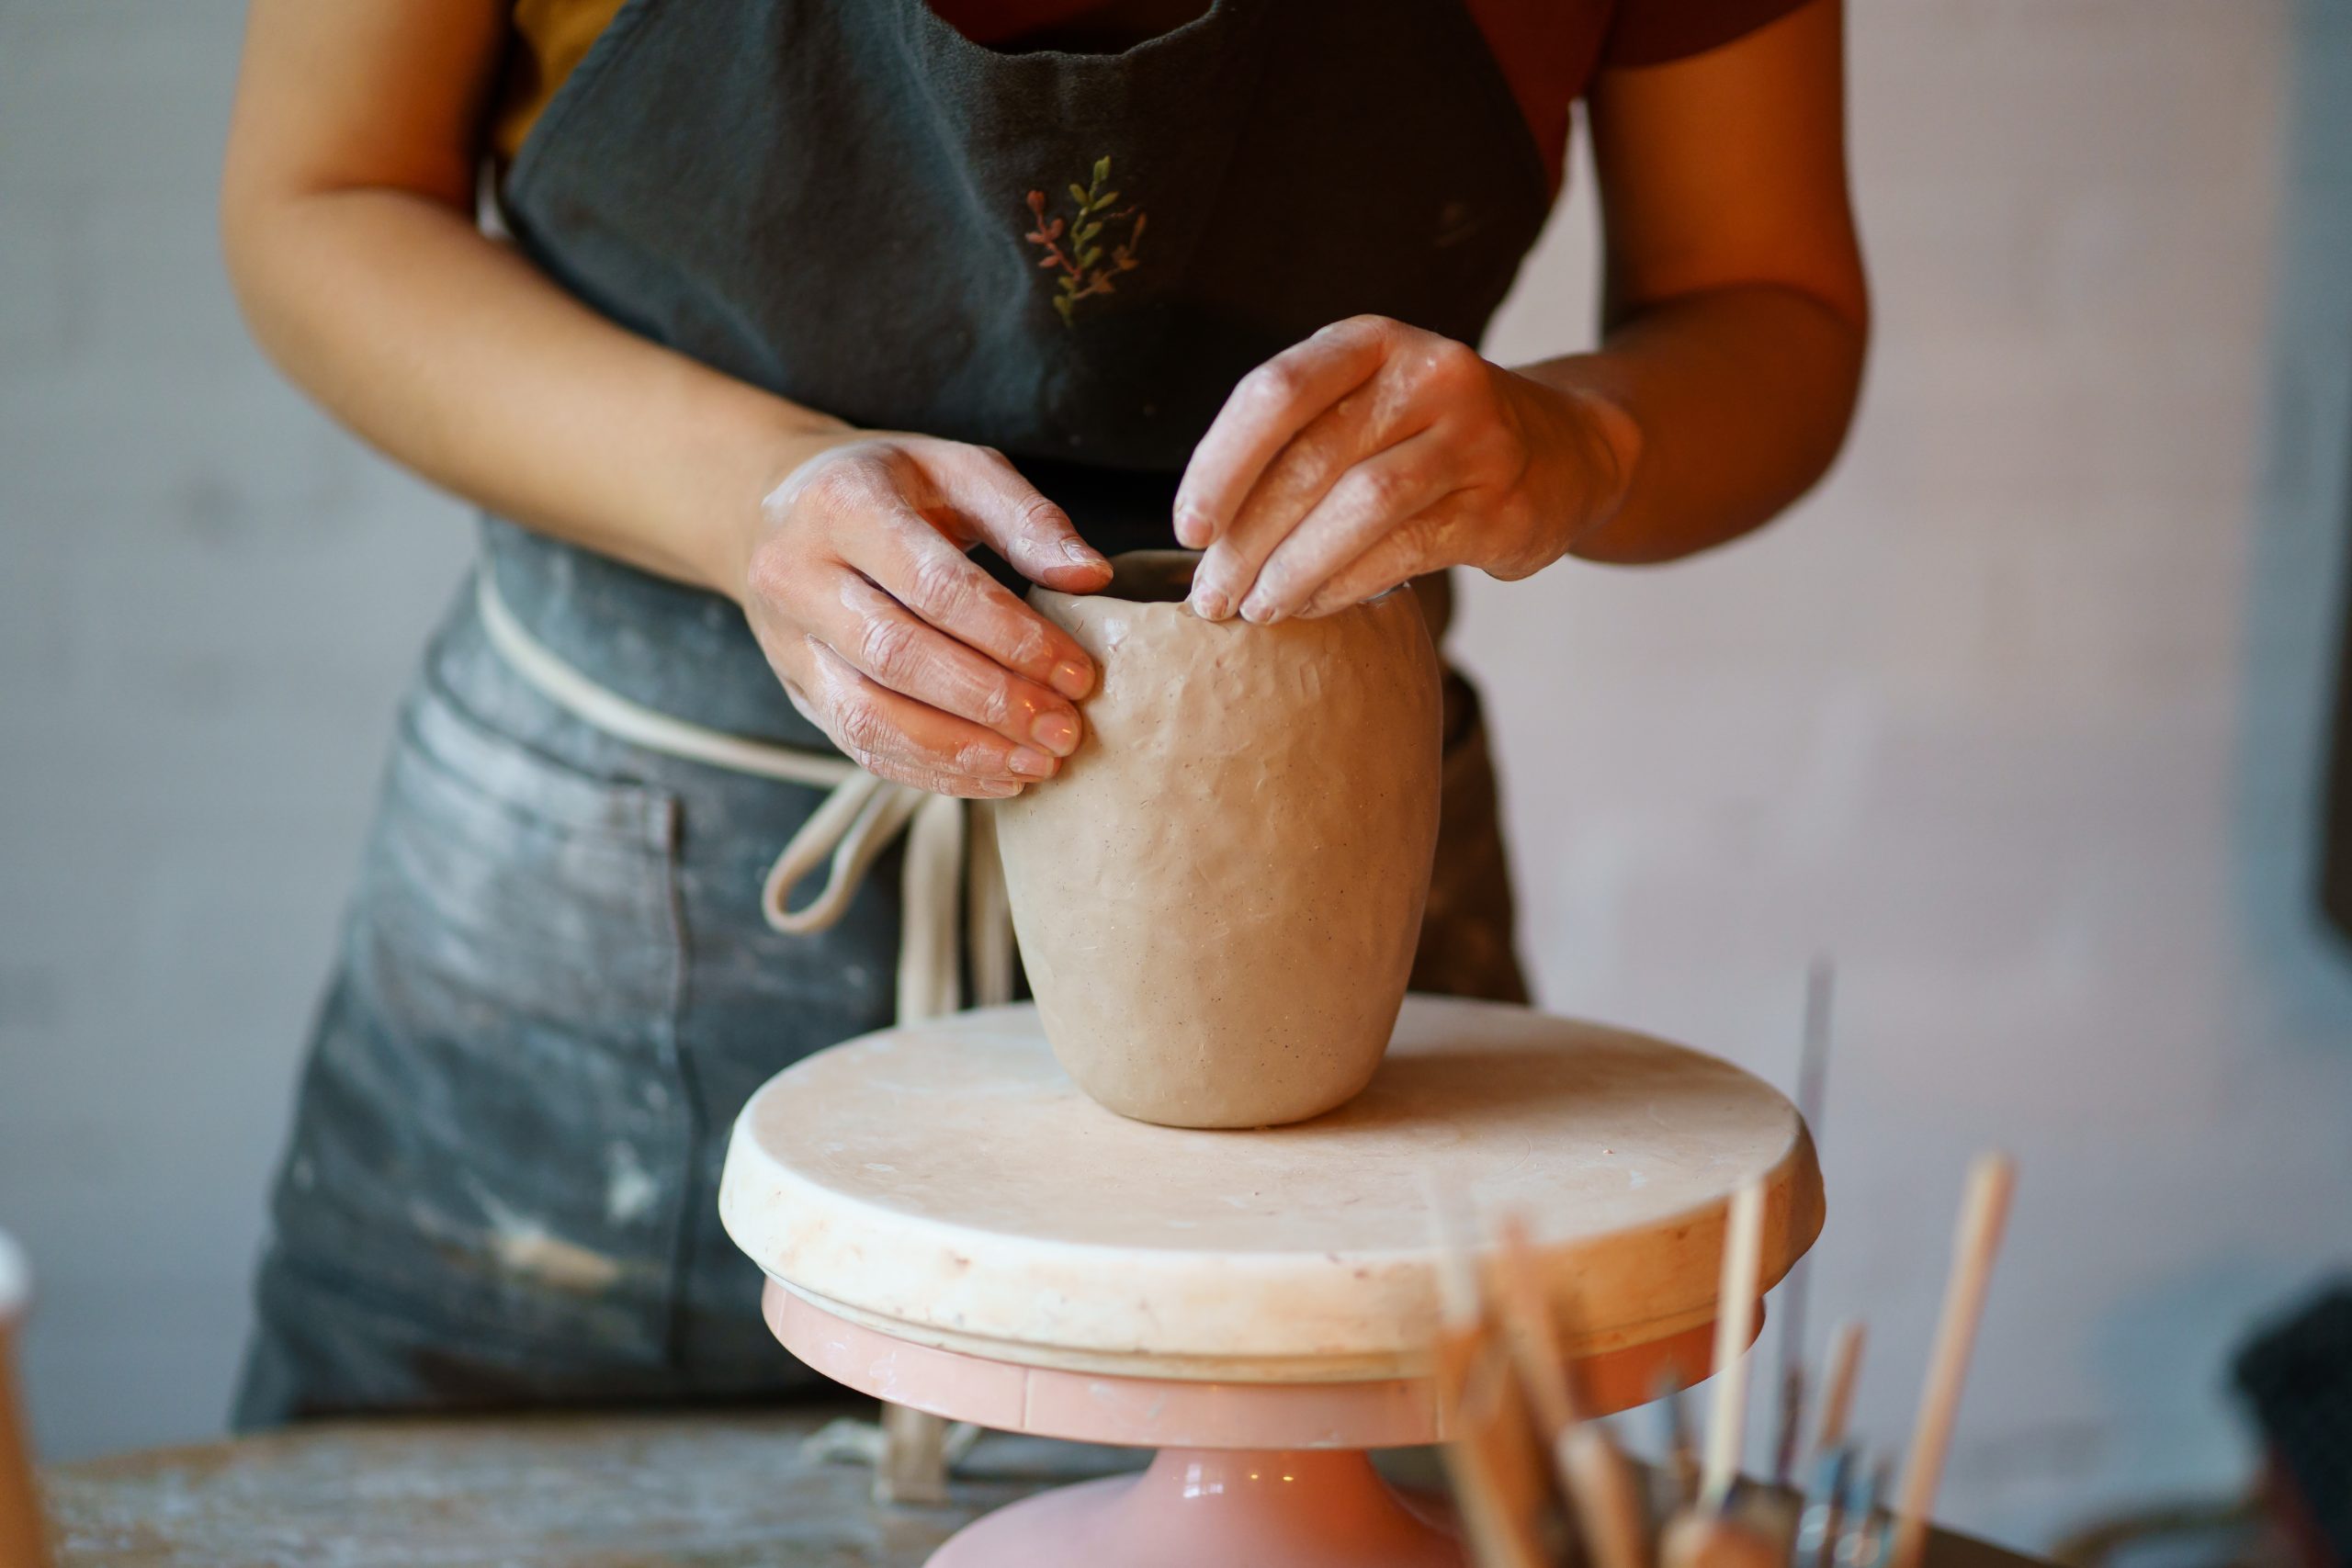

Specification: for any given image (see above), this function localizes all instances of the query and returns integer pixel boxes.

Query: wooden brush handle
[1814,1320,1866,1454]
[1890,1154,2017,1568]
[1494,1213,1578,1435]
[1702,1180,1766,1503]
[1560,1427,1651,1568]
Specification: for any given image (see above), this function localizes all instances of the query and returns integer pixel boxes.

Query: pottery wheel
[719,995,1824,1385]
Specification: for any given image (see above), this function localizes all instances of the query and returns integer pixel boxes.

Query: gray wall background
[4,0,2349,1552]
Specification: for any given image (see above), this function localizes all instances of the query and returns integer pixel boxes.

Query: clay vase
[994,551,1443,1129]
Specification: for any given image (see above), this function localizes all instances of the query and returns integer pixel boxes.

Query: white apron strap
[475,568,1012,1024]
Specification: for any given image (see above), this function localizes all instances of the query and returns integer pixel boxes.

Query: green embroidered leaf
[1033,155,1137,324]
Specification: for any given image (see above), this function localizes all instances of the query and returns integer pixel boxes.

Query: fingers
[820,572,1079,764]
[1234,431,1458,623]
[1182,323,1518,621]
[1299,501,1466,617]
[936,446,1114,595]
[748,438,1127,795]
[797,639,1045,796]
[1188,367,1444,621]
[1172,316,1394,553]
[1187,392,1363,621]
[811,456,1099,703]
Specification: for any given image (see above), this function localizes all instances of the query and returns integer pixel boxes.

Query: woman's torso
[479,0,1804,748]
[484,0,1560,747]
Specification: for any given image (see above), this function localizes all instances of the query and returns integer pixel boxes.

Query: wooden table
[40,1405,2051,1568]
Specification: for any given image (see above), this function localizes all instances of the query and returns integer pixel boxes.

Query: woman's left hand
[1172,315,1633,623]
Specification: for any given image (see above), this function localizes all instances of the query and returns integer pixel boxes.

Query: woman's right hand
[734,437,1114,797]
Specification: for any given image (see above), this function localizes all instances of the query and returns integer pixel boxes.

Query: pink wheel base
[929,1448,1462,1568]
[768,1282,1741,1568]
[727,1004,1823,1568]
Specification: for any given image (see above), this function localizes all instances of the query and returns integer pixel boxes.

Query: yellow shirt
[492,0,628,161]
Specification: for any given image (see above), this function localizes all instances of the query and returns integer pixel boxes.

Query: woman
[220,0,1866,1422]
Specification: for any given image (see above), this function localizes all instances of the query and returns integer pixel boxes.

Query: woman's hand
[735,437,1114,797]
[1171,315,1636,623]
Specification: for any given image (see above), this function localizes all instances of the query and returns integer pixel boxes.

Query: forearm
[220,0,1114,800]
[1516,280,1867,567]
[221,185,854,595]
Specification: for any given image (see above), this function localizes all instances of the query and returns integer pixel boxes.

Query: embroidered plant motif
[1023,155,1147,326]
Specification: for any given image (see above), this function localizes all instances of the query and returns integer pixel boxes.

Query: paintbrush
[1657,1179,1780,1568]
[1491,1214,1650,1568]
[1886,1154,2016,1568]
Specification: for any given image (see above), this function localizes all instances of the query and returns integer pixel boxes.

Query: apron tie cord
[476,568,1014,1021]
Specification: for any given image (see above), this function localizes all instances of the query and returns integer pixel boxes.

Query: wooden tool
[1770,1365,1808,1499]
[1650,1372,1700,1515]
[1438,1331,1556,1568]
[1702,1179,1767,1507]
[1888,1154,2017,1568]
[1492,1215,1650,1568]
[1490,1214,1577,1438]
[1430,1192,1555,1568]
[1813,1321,1867,1457]
[1658,1180,1780,1568]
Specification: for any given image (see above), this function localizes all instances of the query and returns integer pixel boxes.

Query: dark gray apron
[237,0,1544,1425]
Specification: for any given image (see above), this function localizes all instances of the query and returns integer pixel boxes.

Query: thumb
[944,448,1113,592]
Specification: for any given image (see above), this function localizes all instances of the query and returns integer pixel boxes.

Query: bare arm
[1172,0,1868,619]
[220,0,1110,795]
[1538,0,1867,564]
[220,0,821,590]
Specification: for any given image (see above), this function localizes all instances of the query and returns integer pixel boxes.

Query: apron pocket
[270,671,692,1368]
